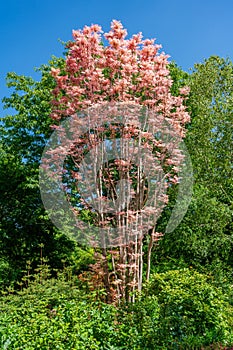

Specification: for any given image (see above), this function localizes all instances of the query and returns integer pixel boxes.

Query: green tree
[0,59,91,284]
[156,56,233,271]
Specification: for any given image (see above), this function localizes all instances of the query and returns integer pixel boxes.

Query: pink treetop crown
[51,20,190,137]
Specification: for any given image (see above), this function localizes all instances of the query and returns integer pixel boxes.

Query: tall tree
[157,56,233,268]
[0,59,78,281]
[43,20,190,302]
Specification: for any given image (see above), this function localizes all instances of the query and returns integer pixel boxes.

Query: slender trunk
[111,253,121,304]
[146,233,153,281]
[101,247,111,303]
[138,239,143,291]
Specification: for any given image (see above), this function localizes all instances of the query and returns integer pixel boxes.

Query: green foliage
[0,266,232,349]
[0,58,93,285]
[143,269,233,348]
[0,258,12,287]
[155,56,233,271]
[187,56,233,200]
[169,61,189,96]
[0,276,109,349]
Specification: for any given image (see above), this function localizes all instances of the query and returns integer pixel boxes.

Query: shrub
[0,267,232,349]
[142,268,233,348]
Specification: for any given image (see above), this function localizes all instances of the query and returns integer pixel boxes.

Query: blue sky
[1,0,233,116]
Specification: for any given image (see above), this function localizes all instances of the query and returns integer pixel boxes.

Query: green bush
[0,267,232,349]
[142,268,233,348]
[0,273,116,349]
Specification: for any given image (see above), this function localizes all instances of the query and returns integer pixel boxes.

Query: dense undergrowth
[0,258,233,350]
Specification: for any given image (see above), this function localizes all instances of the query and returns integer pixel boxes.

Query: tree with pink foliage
[43,20,190,303]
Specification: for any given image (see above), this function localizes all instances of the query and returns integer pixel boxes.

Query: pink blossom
[179,86,190,95]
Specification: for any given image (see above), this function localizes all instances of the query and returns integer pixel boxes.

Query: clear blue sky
[1,0,233,116]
